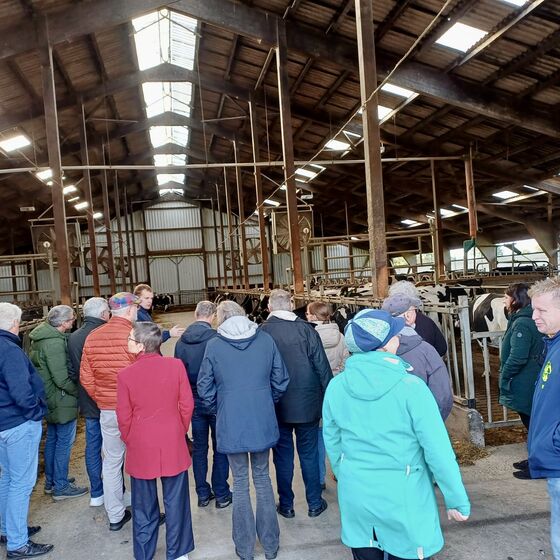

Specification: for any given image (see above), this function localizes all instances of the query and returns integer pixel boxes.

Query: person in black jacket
[0,303,53,559]
[67,297,110,508]
[260,289,333,519]
[174,301,231,509]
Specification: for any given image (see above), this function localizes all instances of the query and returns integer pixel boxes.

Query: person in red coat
[117,322,195,560]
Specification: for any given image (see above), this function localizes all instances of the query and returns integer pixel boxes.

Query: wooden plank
[234,141,250,290]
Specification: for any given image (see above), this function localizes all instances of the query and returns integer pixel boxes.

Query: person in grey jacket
[198,301,289,560]
[383,294,453,420]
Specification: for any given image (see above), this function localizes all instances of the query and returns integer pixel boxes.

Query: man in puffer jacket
[383,295,453,420]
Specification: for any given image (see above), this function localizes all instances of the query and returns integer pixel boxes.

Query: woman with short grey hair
[216,300,244,325]
[117,322,195,560]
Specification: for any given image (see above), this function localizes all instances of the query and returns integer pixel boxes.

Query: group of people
[0,276,558,560]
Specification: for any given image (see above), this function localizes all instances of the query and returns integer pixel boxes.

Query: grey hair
[82,297,110,320]
[528,277,560,303]
[195,300,216,319]
[268,289,292,312]
[47,305,74,327]
[216,300,245,325]
[111,306,133,318]
[388,280,420,299]
[0,302,22,331]
[132,322,162,354]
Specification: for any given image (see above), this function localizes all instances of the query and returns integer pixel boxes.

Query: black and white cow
[471,293,508,346]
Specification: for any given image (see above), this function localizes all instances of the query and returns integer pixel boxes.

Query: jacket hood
[217,316,258,350]
[0,329,21,346]
[313,322,343,349]
[396,325,423,356]
[29,321,65,342]
[180,321,215,345]
[341,351,407,401]
[509,305,533,322]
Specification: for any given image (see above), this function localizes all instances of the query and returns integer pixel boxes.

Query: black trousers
[519,412,530,431]
[352,548,430,560]
[131,470,194,560]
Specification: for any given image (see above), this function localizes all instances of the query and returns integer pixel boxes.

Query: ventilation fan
[271,210,313,254]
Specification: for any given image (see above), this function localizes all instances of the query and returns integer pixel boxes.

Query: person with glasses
[118,322,194,560]
[81,292,139,531]
[29,305,88,501]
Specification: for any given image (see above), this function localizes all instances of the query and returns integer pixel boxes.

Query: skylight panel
[295,168,318,180]
[493,190,517,200]
[63,185,77,195]
[68,196,79,203]
[436,22,488,52]
[264,199,281,207]
[149,126,189,148]
[381,83,415,99]
[0,133,31,152]
[452,204,468,210]
[501,0,527,6]
[378,105,392,121]
[36,169,53,181]
[325,139,350,151]
[142,82,193,118]
[93,212,103,219]
[440,208,455,217]
[74,201,89,210]
[157,173,185,185]
[154,154,186,167]
[401,219,420,226]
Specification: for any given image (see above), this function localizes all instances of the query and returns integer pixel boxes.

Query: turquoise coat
[323,351,470,559]
[499,305,543,416]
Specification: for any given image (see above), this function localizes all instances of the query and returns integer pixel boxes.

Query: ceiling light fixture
[75,201,89,210]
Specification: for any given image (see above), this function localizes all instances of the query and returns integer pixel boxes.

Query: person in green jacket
[29,305,88,501]
[499,282,544,480]
[322,309,470,560]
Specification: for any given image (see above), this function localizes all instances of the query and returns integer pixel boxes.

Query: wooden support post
[100,166,117,294]
[79,102,100,296]
[142,208,151,285]
[216,183,228,289]
[224,168,237,289]
[464,150,478,239]
[276,21,304,294]
[122,185,133,290]
[344,201,355,281]
[113,176,126,290]
[248,101,271,289]
[431,160,445,282]
[355,0,388,298]
[199,204,209,288]
[211,197,222,289]
[234,141,250,289]
[129,199,139,286]
[39,21,72,304]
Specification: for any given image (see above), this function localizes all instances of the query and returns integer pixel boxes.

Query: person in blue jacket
[527,278,560,560]
[133,284,184,343]
[198,300,289,560]
[322,309,470,560]
[0,303,53,559]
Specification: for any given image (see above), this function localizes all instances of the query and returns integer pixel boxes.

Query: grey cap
[382,294,422,317]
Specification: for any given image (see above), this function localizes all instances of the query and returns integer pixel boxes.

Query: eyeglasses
[127,336,139,343]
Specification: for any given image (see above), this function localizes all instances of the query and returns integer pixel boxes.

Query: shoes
[308,498,328,518]
[513,459,529,470]
[513,469,532,480]
[276,504,295,519]
[52,483,88,501]
[6,541,54,558]
[265,548,279,559]
[215,494,232,509]
[234,548,254,560]
[109,509,132,532]
[0,527,41,545]
[197,492,215,507]
[89,495,104,507]
[44,477,75,494]
[159,513,166,526]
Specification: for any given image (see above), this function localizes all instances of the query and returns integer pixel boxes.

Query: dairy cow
[471,293,508,346]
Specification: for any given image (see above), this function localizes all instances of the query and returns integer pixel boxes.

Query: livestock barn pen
[0,0,558,558]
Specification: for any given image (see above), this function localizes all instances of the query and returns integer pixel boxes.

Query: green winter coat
[322,351,470,559]
[29,322,78,424]
[499,305,543,416]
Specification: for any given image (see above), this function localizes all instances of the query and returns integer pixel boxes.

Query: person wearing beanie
[382,295,453,420]
[322,309,470,560]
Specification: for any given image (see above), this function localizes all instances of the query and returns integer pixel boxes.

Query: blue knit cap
[344,309,405,353]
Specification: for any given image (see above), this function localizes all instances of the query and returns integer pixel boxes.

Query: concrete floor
[25,310,554,560]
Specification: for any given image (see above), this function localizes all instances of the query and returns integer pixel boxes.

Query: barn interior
[0,0,558,557]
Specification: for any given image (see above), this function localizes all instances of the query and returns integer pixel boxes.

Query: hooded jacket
[322,351,470,559]
[499,305,543,416]
[67,316,105,418]
[260,315,332,423]
[396,326,453,420]
[312,322,349,374]
[29,322,78,425]
[528,331,560,478]
[415,312,447,357]
[0,329,46,431]
[197,316,289,454]
[174,320,217,397]
[137,306,170,343]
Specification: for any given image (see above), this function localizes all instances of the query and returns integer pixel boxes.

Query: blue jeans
[0,420,42,551]
[318,426,326,485]
[191,400,230,501]
[44,419,77,492]
[273,421,322,510]
[85,417,103,498]
[548,478,560,560]
[228,451,279,560]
